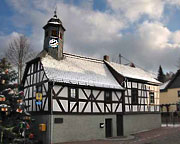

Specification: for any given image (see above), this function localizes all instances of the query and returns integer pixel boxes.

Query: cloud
[0,32,21,57]
[107,0,164,22]
[1,0,180,73]
[137,21,171,48]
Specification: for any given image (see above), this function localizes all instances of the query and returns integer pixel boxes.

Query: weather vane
[54,6,57,18]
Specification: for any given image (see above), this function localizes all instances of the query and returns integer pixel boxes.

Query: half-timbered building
[104,60,161,135]
[22,11,161,144]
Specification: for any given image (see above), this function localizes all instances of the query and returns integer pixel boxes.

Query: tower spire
[54,6,57,18]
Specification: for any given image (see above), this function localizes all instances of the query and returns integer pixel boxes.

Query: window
[51,30,58,37]
[104,91,112,102]
[177,104,180,111]
[69,88,78,99]
[150,92,154,104]
[36,85,42,93]
[178,91,180,97]
[131,88,138,104]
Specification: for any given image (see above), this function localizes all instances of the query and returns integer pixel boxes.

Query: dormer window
[51,30,58,37]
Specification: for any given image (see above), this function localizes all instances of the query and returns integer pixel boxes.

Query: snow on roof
[106,61,161,84]
[41,54,123,90]
[160,80,170,90]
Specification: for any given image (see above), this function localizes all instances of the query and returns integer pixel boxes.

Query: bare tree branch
[6,35,36,84]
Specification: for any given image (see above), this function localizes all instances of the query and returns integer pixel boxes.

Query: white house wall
[124,80,160,112]
[23,61,49,112]
[52,85,123,113]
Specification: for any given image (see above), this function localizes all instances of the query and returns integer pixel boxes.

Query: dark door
[105,119,112,137]
[117,115,123,136]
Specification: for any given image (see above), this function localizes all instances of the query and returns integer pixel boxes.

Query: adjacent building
[160,70,180,112]
[22,11,161,144]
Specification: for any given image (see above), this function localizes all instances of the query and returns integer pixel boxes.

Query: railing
[161,112,180,125]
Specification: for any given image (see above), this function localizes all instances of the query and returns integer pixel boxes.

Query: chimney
[130,63,135,68]
[103,55,110,62]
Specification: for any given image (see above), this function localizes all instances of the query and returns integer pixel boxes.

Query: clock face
[49,38,59,48]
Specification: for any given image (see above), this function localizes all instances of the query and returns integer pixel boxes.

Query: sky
[0,0,180,74]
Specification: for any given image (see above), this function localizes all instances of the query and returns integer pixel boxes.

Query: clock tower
[43,10,65,60]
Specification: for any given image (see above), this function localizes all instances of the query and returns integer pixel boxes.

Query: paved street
[61,126,180,144]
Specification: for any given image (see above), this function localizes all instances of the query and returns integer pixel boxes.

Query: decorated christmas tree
[0,58,35,144]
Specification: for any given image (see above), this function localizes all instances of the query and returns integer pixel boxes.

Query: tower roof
[43,10,65,30]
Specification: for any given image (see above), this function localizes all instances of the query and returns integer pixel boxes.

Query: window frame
[60,32,63,39]
[69,87,78,100]
[51,30,58,37]
[131,88,138,105]
[149,91,155,104]
[36,85,42,93]
[178,91,180,97]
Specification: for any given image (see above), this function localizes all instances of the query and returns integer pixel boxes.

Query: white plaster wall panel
[133,106,137,112]
[106,104,111,112]
[31,64,34,73]
[138,90,141,96]
[33,74,36,85]
[141,98,144,104]
[125,105,129,112]
[112,103,118,112]
[53,99,61,111]
[157,106,159,111]
[26,76,30,85]
[156,99,159,105]
[79,102,86,112]
[44,99,48,111]
[93,103,99,112]
[98,103,104,112]
[93,90,103,100]
[70,102,76,111]
[128,97,131,104]
[125,97,129,103]
[84,89,91,97]
[53,85,61,94]
[116,92,122,100]
[145,106,148,111]
[79,89,88,99]
[151,106,154,111]
[138,83,142,89]
[127,82,131,88]
[117,104,122,112]
[60,100,68,112]
[132,82,137,88]
[60,87,68,97]
[84,102,91,112]
[125,91,128,95]
[24,80,28,87]
[128,89,131,96]
[24,88,28,98]
[140,107,144,112]
[29,87,32,98]
[27,67,31,75]
[40,71,44,82]
[112,92,118,101]
[44,82,48,90]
